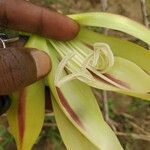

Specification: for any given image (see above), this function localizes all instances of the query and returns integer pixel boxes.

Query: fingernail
[30,50,51,79]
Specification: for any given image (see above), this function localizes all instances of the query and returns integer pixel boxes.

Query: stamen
[55,52,76,86]
[55,42,116,88]
[92,42,114,73]
[55,52,94,87]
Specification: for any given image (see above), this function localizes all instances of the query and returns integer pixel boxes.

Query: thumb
[0,47,51,95]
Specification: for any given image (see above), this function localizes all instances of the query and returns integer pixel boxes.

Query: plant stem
[140,0,150,49]
[102,91,109,121]
[100,0,110,123]
[100,0,108,11]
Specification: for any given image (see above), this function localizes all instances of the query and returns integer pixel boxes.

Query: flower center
[54,42,115,87]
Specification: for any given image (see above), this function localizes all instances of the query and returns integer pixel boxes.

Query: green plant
[0,125,14,149]
[6,12,150,150]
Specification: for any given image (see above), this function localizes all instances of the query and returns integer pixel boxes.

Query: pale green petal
[52,96,99,150]
[7,81,45,150]
[69,12,150,44]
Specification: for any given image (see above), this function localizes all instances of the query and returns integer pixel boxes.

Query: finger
[0,0,79,41]
[0,47,51,95]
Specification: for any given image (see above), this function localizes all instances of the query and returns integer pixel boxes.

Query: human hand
[0,0,79,95]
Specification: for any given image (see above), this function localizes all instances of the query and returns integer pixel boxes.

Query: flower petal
[7,81,45,150]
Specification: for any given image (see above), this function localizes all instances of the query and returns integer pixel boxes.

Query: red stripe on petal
[18,89,26,144]
[89,70,130,89]
[104,73,130,89]
[89,70,113,86]
[56,87,84,128]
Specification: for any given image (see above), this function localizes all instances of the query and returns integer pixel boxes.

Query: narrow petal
[7,81,45,150]
[69,12,150,44]
[52,96,99,150]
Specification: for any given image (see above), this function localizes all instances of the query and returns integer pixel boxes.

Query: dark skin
[0,0,79,95]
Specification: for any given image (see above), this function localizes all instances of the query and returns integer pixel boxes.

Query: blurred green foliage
[128,98,150,113]
[0,125,14,149]
[108,98,116,119]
